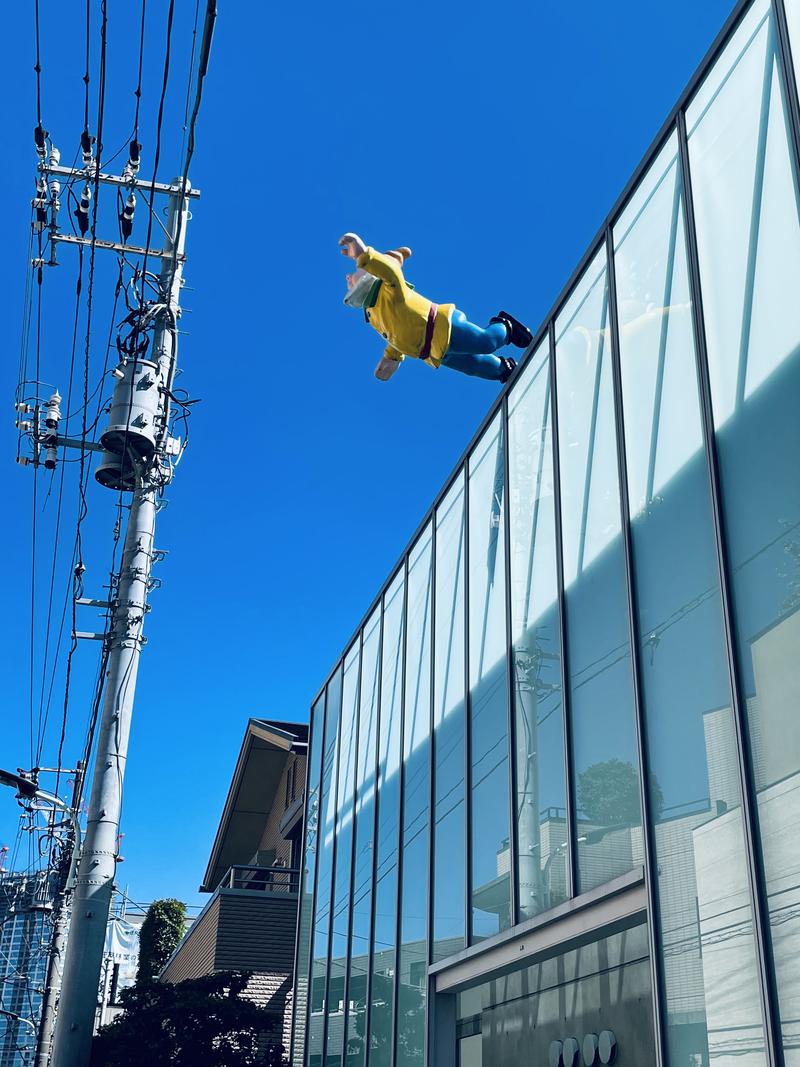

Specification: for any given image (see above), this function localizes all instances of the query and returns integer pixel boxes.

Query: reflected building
[290,1,800,1065]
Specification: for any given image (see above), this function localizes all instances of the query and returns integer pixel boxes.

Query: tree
[91,970,284,1067]
[136,898,186,986]
[577,759,664,826]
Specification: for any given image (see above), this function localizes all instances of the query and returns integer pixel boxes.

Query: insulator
[44,390,62,429]
[75,185,91,235]
[33,178,48,231]
[80,128,95,167]
[122,140,142,181]
[120,192,136,240]
[34,123,48,158]
[15,402,32,413]
[48,145,60,168]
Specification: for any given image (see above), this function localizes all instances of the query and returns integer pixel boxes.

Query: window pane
[345,609,381,1067]
[396,527,432,1067]
[507,342,568,920]
[615,133,766,1067]
[786,0,800,97]
[326,644,361,1067]
[293,693,326,1067]
[309,671,343,1067]
[433,474,467,962]
[369,571,405,1067]
[687,0,800,1054]
[554,251,643,893]
[468,415,512,940]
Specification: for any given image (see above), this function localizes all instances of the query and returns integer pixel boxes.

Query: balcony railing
[223,863,300,895]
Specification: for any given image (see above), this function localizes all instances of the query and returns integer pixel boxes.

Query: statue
[339,233,532,383]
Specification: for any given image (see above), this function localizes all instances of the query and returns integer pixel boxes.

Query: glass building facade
[291,2,800,1065]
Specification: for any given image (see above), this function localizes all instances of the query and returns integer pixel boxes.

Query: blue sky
[0,0,734,911]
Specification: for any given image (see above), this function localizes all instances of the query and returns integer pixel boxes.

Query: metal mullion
[463,462,473,947]
[501,399,520,927]
[605,226,667,1067]
[390,562,409,1067]
[772,0,800,179]
[548,320,577,901]
[320,668,345,1067]
[290,694,325,1067]
[340,635,364,1067]
[304,689,330,1067]
[364,603,385,1067]
[425,518,436,1067]
[677,107,784,1067]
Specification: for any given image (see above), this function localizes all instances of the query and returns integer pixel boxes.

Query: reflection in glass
[326,644,361,1067]
[432,475,467,962]
[368,571,405,1067]
[396,529,432,1067]
[309,671,343,1067]
[555,251,642,893]
[507,343,567,920]
[345,610,381,1067]
[688,0,800,1054]
[293,694,326,1067]
[468,415,511,940]
[615,133,766,1067]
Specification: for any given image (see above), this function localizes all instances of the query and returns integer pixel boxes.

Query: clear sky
[0,0,734,913]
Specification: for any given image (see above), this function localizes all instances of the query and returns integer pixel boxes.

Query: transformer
[100,359,162,459]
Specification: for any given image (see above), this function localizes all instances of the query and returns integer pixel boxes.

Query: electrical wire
[55,0,108,801]
[35,254,84,767]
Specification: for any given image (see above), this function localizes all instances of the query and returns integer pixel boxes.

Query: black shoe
[490,310,533,349]
[499,357,517,383]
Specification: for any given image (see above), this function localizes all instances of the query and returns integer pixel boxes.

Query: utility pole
[34,762,85,1067]
[46,181,192,1067]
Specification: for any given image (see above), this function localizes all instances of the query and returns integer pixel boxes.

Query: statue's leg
[448,308,509,354]
[441,351,508,381]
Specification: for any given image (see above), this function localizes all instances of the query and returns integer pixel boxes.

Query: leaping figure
[339,233,533,383]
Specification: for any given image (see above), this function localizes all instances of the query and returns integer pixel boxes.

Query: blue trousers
[441,309,508,380]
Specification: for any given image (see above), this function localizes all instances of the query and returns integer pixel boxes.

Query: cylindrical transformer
[100,359,161,459]
[94,451,136,492]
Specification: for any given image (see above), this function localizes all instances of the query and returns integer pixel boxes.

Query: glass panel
[396,528,432,1067]
[432,474,467,962]
[688,0,800,1057]
[369,571,405,1067]
[309,671,343,1067]
[345,609,381,1067]
[615,133,766,1067]
[507,342,568,920]
[554,250,643,893]
[786,0,800,96]
[467,414,512,940]
[326,644,361,1067]
[293,693,326,1067]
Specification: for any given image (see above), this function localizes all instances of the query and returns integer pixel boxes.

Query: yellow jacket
[356,248,454,369]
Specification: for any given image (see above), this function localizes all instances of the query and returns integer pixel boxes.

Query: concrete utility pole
[49,184,191,1067]
[34,762,85,1067]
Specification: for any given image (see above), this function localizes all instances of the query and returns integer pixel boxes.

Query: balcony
[161,865,300,986]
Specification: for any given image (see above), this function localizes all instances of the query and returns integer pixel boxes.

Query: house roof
[200,718,308,892]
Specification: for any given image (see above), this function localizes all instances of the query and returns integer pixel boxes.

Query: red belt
[419,303,438,361]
